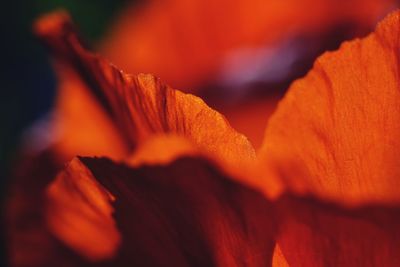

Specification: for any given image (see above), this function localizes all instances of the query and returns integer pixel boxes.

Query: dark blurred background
[0,1,129,265]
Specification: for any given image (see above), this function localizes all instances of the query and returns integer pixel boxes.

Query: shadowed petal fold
[272,195,400,266]
[48,155,276,266]
[47,139,400,267]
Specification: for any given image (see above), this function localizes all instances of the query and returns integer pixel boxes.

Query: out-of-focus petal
[126,134,198,166]
[6,150,97,267]
[46,158,120,261]
[50,66,128,162]
[35,11,255,164]
[259,10,400,205]
[272,244,289,267]
[48,154,275,265]
[101,0,395,91]
[220,96,281,149]
[31,12,127,162]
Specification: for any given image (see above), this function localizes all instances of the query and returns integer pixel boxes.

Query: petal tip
[33,10,72,37]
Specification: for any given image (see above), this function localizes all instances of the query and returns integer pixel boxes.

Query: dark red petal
[46,153,400,266]
[48,156,275,266]
[274,195,400,266]
[5,151,98,267]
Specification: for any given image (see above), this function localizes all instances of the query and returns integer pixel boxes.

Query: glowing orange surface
[102,0,395,90]
[260,10,400,204]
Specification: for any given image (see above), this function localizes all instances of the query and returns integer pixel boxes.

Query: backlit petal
[260,10,400,204]
[34,11,255,164]
[260,9,400,267]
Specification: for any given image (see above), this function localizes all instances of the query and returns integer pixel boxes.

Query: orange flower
[7,7,400,267]
[35,0,396,158]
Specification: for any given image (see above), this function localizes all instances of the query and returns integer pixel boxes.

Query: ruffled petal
[259,9,400,267]
[260,10,400,204]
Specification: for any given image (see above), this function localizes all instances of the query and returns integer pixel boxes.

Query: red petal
[274,195,400,266]
[48,155,276,266]
[34,11,255,164]
[46,152,400,266]
[260,10,400,204]
[46,158,120,261]
[257,10,400,266]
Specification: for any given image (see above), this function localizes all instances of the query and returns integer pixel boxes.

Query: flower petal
[34,11,255,164]
[6,150,95,267]
[48,154,276,265]
[50,65,128,161]
[221,96,281,149]
[274,194,400,266]
[126,134,198,166]
[101,0,395,91]
[259,10,400,204]
[46,136,400,266]
[46,157,120,261]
